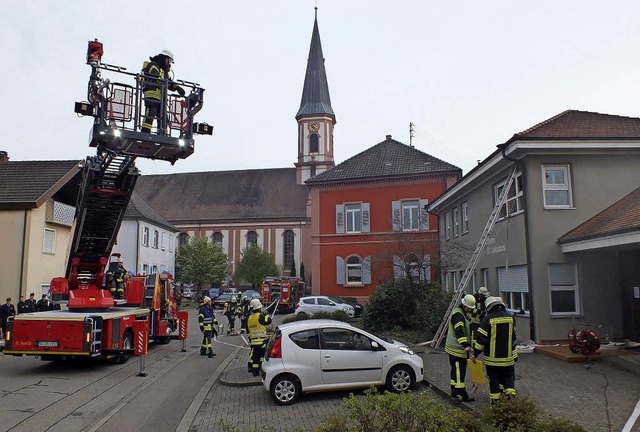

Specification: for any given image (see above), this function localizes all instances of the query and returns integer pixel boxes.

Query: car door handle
[324,355,331,359]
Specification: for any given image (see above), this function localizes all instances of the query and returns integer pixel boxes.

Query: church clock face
[309,121,320,132]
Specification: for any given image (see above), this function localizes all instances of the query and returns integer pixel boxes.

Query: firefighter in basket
[247,299,272,376]
[198,296,217,358]
[141,50,185,134]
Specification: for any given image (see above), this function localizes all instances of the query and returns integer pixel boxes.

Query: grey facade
[429,110,640,342]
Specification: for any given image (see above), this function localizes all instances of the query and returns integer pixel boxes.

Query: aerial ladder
[430,165,519,349]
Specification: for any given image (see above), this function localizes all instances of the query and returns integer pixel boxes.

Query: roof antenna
[409,122,415,147]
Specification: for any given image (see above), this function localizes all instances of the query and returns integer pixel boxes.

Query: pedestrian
[140,50,185,134]
[247,299,272,376]
[472,296,518,404]
[198,296,217,358]
[17,295,29,314]
[445,294,476,402]
[110,257,129,300]
[469,287,489,346]
[36,294,51,312]
[26,292,37,312]
[1,297,16,338]
[223,296,238,335]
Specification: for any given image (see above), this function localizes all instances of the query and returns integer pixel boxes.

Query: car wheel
[386,365,414,393]
[270,374,301,405]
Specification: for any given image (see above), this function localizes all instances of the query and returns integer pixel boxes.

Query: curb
[219,366,263,387]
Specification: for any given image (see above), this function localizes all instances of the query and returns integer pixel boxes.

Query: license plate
[36,341,59,347]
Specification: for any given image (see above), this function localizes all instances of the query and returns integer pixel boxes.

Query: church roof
[134,168,309,224]
[296,10,334,119]
[124,191,177,232]
[306,135,461,184]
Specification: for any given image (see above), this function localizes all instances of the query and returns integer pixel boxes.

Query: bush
[362,279,422,332]
[415,284,455,337]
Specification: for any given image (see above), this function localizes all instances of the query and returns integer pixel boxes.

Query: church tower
[295,8,336,184]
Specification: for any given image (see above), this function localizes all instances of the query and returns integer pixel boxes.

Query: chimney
[386,134,392,140]
[0,151,8,163]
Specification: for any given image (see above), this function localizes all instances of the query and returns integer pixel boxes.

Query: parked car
[213,294,233,309]
[223,288,240,296]
[240,289,261,301]
[182,287,196,300]
[295,296,355,317]
[208,287,221,299]
[328,296,364,317]
[261,319,424,405]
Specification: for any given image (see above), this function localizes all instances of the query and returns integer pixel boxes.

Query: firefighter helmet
[118,257,124,263]
[159,49,174,63]
[203,296,211,303]
[478,287,489,295]
[250,298,263,311]
[461,294,476,309]
[230,296,237,303]
[485,296,504,311]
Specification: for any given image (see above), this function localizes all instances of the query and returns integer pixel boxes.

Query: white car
[261,319,424,405]
[295,296,355,317]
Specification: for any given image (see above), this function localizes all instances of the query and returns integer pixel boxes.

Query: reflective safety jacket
[247,311,272,346]
[445,307,471,358]
[473,306,518,366]
[223,301,237,315]
[114,266,128,283]
[141,60,165,101]
[198,304,217,332]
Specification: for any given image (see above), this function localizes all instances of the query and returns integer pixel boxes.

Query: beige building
[0,153,81,301]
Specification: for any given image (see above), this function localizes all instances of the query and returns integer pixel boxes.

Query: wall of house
[23,206,73,298]
[312,177,450,302]
[114,220,177,276]
[0,210,28,301]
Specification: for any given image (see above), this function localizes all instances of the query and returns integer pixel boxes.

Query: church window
[310,134,319,153]
[247,231,258,247]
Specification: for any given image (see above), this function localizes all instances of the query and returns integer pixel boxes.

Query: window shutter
[549,263,576,285]
[43,229,55,253]
[498,265,529,292]
[423,254,431,283]
[336,204,345,234]
[362,256,371,284]
[392,201,401,231]
[393,255,404,280]
[361,203,370,233]
[336,256,345,284]
[419,199,429,230]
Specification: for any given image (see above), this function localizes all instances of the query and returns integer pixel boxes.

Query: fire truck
[2,40,212,362]
[260,276,306,313]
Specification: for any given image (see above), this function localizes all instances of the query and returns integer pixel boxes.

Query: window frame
[498,265,530,314]
[495,172,524,220]
[152,229,159,249]
[345,204,362,234]
[401,200,420,231]
[212,231,223,244]
[283,230,295,271]
[169,234,174,252]
[461,202,469,234]
[247,230,258,248]
[542,164,573,209]
[142,227,150,247]
[453,207,459,237]
[548,262,580,315]
[444,212,451,240]
[346,255,362,284]
[309,133,319,153]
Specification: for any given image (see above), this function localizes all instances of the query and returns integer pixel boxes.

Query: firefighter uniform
[238,297,250,333]
[445,295,476,402]
[473,296,518,403]
[198,297,217,357]
[469,287,489,347]
[223,297,238,334]
[247,299,272,376]
[141,50,184,134]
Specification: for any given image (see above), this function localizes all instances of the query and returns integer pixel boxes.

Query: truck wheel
[118,331,133,364]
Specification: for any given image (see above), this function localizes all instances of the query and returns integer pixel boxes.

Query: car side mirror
[371,341,379,350]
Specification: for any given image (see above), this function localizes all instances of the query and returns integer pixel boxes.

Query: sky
[3,1,640,176]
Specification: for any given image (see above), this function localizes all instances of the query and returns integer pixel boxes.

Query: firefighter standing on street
[223,296,238,335]
[445,294,476,402]
[247,299,272,376]
[141,50,185,134]
[239,296,250,333]
[472,296,518,404]
[110,258,129,299]
[198,296,217,358]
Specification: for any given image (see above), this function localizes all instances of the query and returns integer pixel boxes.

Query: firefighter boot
[208,349,216,358]
[458,390,475,403]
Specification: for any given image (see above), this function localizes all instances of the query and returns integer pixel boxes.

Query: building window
[141,264,149,275]
[336,203,370,234]
[495,172,524,219]
[402,200,420,231]
[212,232,223,244]
[393,199,428,231]
[178,233,189,248]
[169,234,174,252]
[549,263,579,315]
[43,228,56,254]
[142,227,150,247]
[161,232,167,250]
[283,230,295,271]
[453,207,459,237]
[542,165,573,208]
[152,230,159,249]
[346,256,362,284]
[152,265,158,274]
[498,265,530,313]
[345,204,362,233]
[310,133,319,153]
[247,231,258,247]
[461,202,469,234]
[445,212,451,240]
[481,268,489,288]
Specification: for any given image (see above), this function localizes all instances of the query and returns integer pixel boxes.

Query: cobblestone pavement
[187,315,640,432]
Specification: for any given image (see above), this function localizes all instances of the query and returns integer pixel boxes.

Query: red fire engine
[260,277,306,313]
[2,40,211,362]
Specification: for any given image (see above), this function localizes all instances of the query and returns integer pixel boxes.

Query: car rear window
[289,329,319,350]
[302,298,315,305]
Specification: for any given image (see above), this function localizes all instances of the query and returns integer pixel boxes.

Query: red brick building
[306,136,461,302]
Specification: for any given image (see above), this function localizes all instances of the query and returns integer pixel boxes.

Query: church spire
[296,7,334,119]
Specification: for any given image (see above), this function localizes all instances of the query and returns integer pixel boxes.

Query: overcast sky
[3,1,640,176]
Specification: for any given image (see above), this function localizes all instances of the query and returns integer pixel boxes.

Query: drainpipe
[18,211,27,297]
[498,144,536,342]
[135,221,140,275]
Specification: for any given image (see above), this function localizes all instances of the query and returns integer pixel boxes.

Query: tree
[175,235,228,297]
[234,245,280,289]
[290,258,297,277]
